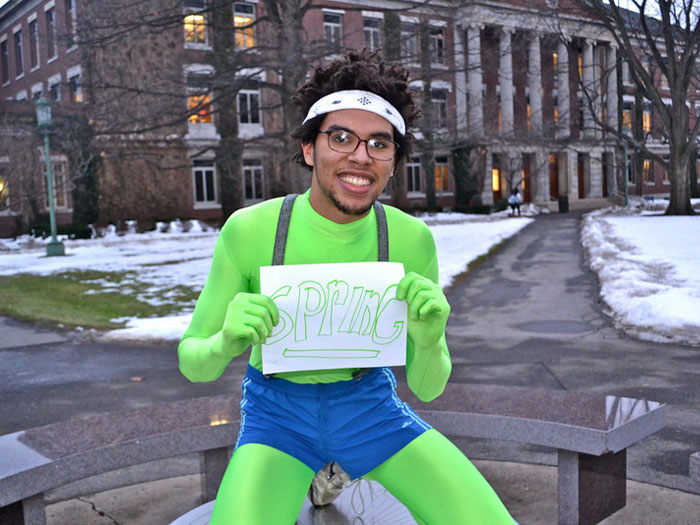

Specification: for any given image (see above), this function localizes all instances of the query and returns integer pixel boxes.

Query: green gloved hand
[216,292,280,360]
[396,271,451,349]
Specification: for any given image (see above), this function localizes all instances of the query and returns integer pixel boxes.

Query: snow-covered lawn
[582,199,700,346]
[0,212,534,342]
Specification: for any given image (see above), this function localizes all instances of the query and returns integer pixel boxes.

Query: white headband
[301,90,406,135]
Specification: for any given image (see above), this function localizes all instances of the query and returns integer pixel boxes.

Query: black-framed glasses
[319,128,399,161]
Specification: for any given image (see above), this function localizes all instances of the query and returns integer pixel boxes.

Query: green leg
[367,429,515,524]
[210,443,315,525]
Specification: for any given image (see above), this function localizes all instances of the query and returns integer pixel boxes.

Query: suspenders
[269,193,389,380]
[272,193,389,265]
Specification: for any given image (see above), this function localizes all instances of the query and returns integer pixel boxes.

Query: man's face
[302,109,395,224]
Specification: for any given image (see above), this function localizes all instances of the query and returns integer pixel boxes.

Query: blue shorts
[235,365,431,479]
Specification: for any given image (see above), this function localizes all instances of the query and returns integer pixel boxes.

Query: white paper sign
[260,262,407,374]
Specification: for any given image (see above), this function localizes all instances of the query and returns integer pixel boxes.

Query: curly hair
[290,50,419,169]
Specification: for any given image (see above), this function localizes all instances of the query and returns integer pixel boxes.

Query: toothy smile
[338,174,371,187]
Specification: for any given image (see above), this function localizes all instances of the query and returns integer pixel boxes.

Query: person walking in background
[508,188,522,217]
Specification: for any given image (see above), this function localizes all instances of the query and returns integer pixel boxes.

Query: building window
[31,83,43,101]
[65,0,77,47]
[324,13,343,55]
[234,3,255,48]
[642,106,652,134]
[193,160,217,205]
[406,156,422,193]
[238,90,260,124]
[364,18,381,52]
[184,13,207,46]
[431,89,447,129]
[243,158,264,202]
[430,28,445,65]
[0,173,8,210]
[49,80,61,101]
[553,52,558,75]
[43,159,69,209]
[622,59,633,84]
[622,104,632,132]
[68,73,82,102]
[435,156,449,192]
[188,93,212,123]
[29,20,39,69]
[46,8,57,59]
[492,167,501,192]
[400,23,417,62]
[14,31,23,77]
[643,158,653,183]
[1,39,9,84]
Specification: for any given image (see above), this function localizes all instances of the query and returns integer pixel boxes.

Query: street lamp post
[35,96,65,257]
[622,121,631,208]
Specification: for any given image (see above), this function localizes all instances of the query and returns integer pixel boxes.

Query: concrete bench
[0,383,666,525]
[691,452,700,485]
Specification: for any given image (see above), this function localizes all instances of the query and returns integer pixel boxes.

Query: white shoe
[308,462,351,507]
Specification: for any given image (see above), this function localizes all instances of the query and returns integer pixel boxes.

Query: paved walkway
[2,212,700,524]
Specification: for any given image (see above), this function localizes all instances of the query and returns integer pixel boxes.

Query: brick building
[0,0,693,237]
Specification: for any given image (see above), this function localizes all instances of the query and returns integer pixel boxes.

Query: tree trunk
[666,101,695,214]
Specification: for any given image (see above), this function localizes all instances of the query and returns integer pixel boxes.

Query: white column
[499,27,515,135]
[606,45,618,132]
[528,32,543,134]
[481,149,493,205]
[557,38,571,137]
[590,150,603,198]
[454,26,468,133]
[582,39,595,138]
[533,150,548,203]
[467,24,484,136]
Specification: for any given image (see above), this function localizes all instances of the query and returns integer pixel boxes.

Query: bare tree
[564,0,698,215]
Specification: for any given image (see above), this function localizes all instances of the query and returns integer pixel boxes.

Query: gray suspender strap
[272,194,298,266]
[374,200,389,262]
[271,195,388,380]
[272,195,389,264]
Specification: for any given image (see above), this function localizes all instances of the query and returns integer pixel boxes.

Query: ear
[301,142,314,167]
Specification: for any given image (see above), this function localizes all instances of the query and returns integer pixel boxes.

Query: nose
[349,139,373,164]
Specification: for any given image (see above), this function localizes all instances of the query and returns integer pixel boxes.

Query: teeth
[339,174,370,186]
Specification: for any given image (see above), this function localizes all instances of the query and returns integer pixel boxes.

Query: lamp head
[35,96,52,128]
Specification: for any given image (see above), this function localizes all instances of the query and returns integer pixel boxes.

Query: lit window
[406,157,422,193]
[234,3,255,48]
[184,14,207,45]
[492,168,500,192]
[43,160,69,209]
[238,90,260,124]
[643,158,653,183]
[622,105,632,132]
[643,107,651,134]
[430,28,445,65]
[577,53,583,79]
[0,175,8,209]
[434,156,449,192]
[14,31,23,77]
[363,18,381,52]
[193,160,217,204]
[29,20,39,69]
[46,8,57,59]
[188,94,212,123]
[243,158,264,202]
[68,74,82,102]
[553,52,558,74]
[324,13,343,55]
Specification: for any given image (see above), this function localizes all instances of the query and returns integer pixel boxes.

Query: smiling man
[178,51,515,524]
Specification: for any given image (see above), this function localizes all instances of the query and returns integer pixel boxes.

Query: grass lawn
[0,270,198,330]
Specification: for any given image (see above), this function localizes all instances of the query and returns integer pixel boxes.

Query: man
[178,51,515,524]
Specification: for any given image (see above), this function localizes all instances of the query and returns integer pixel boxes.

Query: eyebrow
[326,124,394,141]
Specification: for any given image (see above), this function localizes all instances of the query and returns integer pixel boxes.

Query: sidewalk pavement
[3,211,700,524]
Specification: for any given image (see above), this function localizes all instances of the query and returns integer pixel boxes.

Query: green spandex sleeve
[178,231,251,382]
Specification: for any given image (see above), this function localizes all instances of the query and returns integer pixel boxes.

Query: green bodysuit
[178,190,515,524]
[179,190,451,400]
